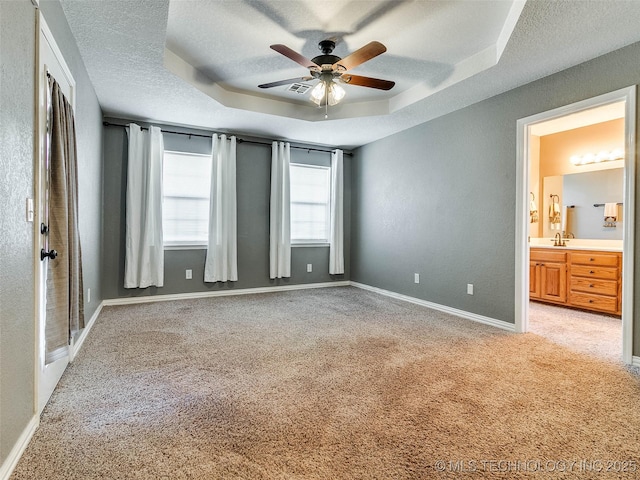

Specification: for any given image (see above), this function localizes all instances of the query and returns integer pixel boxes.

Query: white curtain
[124,124,164,288]
[204,134,238,282]
[329,149,345,274]
[270,141,291,279]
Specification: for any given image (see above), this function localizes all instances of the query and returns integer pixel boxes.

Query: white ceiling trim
[497,1,527,58]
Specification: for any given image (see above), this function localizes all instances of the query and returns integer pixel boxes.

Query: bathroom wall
[539,118,624,178]
[539,118,625,238]
[529,136,541,237]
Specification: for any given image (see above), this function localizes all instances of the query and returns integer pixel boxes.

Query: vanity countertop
[529,238,622,252]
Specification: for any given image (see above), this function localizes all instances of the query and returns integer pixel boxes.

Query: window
[162,151,211,247]
[290,163,331,244]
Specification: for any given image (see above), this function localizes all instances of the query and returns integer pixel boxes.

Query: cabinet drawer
[570,265,618,280]
[570,277,618,296]
[530,249,567,263]
[570,252,619,267]
[569,292,618,313]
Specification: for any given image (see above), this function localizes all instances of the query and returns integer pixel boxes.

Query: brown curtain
[45,76,84,364]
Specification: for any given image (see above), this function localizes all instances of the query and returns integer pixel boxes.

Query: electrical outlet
[87,287,91,304]
[307,264,312,273]
[467,284,474,295]
[186,269,192,280]
[414,273,420,284]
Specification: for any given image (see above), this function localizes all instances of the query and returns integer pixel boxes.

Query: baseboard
[70,301,104,361]
[103,281,351,306]
[350,281,516,332]
[0,415,38,480]
[633,356,640,368]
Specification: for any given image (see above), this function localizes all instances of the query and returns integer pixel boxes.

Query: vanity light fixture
[570,148,624,166]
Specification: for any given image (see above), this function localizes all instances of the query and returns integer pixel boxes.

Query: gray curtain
[45,76,84,364]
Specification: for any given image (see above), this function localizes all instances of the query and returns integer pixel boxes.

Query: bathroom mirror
[542,167,623,240]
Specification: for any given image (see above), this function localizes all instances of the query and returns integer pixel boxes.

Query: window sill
[292,243,330,248]
[164,244,207,251]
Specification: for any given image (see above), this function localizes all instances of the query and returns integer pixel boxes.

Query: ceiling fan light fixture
[327,82,345,106]
[310,81,326,106]
[310,79,346,106]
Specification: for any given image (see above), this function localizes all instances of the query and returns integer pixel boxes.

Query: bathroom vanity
[530,245,622,316]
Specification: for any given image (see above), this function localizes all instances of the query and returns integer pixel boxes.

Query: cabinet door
[529,262,541,299]
[540,261,567,303]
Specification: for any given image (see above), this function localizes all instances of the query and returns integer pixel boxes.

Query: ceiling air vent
[287,83,311,94]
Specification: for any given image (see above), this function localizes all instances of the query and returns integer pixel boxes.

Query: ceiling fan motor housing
[312,40,343,70]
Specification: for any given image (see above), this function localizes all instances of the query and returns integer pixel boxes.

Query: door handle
[41,249,58,261]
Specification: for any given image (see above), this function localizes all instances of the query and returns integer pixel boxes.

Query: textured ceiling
[59,0,640,149]
[164,0,521,119]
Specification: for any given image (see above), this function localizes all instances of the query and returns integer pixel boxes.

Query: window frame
[162,149,211,250]
[289,162,332,247]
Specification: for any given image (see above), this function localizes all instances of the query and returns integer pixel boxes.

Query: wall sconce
[570,148,624,166]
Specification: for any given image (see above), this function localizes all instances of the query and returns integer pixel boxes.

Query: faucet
[553,232,566,247]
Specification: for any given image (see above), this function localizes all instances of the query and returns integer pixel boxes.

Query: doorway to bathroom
[515,87,636,364]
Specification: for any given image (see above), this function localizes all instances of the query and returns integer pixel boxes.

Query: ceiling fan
[258,39,395,109]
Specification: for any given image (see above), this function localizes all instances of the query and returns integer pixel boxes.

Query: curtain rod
[102,121,352,156]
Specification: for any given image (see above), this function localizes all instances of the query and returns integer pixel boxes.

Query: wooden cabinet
[530,248,621,315]
[568,251,621,315]
[529,262,541,299]
[530,250,567,304]
[540,262,567,303]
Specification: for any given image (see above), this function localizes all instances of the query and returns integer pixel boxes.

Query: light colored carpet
[12,287,640,479]
[529,301,622,363]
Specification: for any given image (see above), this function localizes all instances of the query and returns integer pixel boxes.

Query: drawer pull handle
[589,284,594,288]
[589,270,595,274]
[588,299,594,303]
[590,258,595,261]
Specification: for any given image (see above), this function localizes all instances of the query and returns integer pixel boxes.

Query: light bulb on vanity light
[596,150,608,162]
[569,148,625,166]
[611,148,624,160]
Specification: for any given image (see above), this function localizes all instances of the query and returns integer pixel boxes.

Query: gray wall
[0,0,103,469]
[0,1,37,465]
[351,40,640,355]
[101,120,350,299]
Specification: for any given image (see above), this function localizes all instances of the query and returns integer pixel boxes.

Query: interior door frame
[515,86,636,364]
[34,12,77,414]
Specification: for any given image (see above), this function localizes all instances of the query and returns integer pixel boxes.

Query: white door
[36,15,76,414]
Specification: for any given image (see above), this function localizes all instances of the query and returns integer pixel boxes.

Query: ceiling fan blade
[335,41,386,71]
[270,44,319,70]
[258,77,314,89]
[341,74,395,90]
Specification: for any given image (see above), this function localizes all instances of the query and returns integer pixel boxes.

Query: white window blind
[162,151,211,247]
[290,163,331,244]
